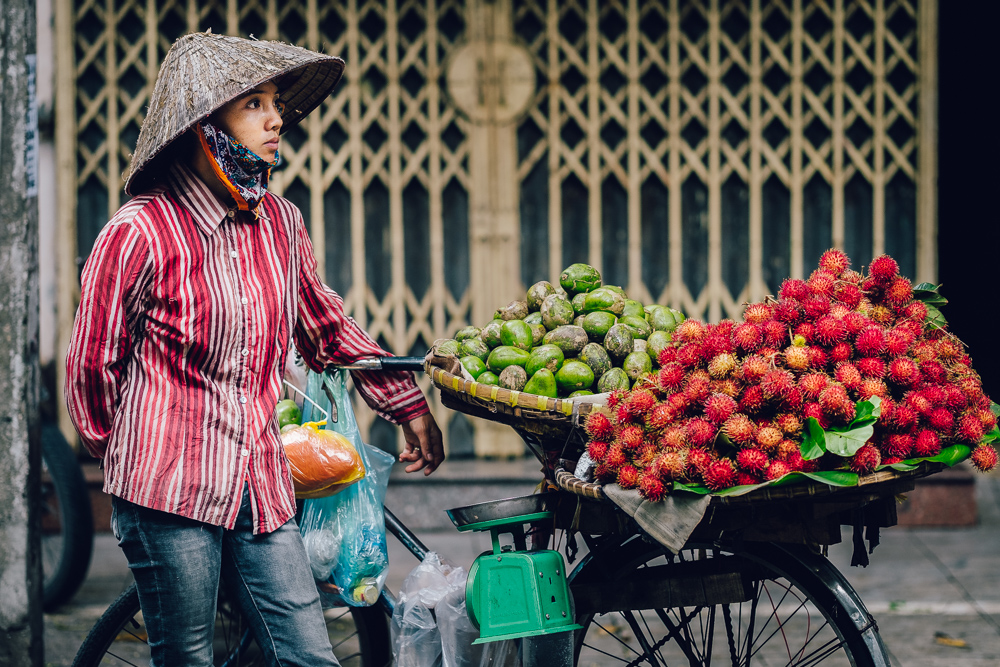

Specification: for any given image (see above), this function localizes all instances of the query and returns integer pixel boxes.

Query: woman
[65,32,443,665]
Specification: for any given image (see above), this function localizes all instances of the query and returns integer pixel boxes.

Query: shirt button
[241,297,248,305]
[230,250,238,258]
[227,210,236,219]
[239,396,248,404]
[241,448,250,457]
[242,349,249,356]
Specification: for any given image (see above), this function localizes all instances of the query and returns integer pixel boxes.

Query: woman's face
[211,81,284,162]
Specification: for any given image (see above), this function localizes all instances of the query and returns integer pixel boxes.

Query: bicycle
[40,422,95,611]
[72,357,903,666]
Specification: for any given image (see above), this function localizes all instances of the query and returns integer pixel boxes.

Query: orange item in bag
[281,421,366,498]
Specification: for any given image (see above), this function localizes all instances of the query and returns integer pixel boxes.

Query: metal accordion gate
[59,0,935,456]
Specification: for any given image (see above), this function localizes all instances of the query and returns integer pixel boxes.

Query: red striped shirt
[65,163,429,533]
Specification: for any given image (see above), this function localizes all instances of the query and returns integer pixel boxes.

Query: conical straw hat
[125,32,345,195]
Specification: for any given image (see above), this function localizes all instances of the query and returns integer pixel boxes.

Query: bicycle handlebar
[331,356,425,372]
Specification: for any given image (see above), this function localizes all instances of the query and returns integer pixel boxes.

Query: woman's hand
[398,413,445,475]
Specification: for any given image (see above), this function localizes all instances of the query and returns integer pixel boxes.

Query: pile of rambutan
[582,249,999,502]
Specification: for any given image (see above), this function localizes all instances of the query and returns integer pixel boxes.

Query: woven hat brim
[124,34,345,196]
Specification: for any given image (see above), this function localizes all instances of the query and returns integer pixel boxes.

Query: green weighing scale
[447,495,582,646]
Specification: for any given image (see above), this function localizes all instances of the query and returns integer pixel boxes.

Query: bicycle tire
[40,423,94,611]
[571,535,889,666]
[71,582,392,667]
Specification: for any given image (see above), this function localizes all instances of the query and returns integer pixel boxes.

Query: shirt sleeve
[64,217,151,458]
[291,211,430,425]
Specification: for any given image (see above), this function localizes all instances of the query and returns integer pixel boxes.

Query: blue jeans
[112,486,340,667]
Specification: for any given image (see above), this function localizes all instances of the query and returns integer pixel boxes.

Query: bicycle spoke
[102,651,144,666]
[589,617,643,656]
[620,610,663,666]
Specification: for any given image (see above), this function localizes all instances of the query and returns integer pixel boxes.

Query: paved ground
[42,460,1000,666]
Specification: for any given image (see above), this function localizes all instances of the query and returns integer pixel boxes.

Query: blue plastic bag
[299,369,394,606]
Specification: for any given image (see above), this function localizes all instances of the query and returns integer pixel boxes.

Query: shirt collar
[168,162,238,235]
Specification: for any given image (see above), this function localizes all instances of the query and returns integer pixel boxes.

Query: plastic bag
[392,552,520,667]
[282,422,365,498]
[299,369,394,606]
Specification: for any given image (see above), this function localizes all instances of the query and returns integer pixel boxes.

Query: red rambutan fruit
[784,346,811,371]
[638,471,667,501]
[704,393,738,424]
[737,448,769,474]
[835,282,864,308]
[607,389,628,409]
[687,418,717,447]
[740,356,770,382]
[628,390,658,415]
[703,459,738,490]
[884,433,914,458]
[775,413,803,436]
[657,346,679,366]
[920,361,946,385]
[957,412,985,444]
[869,305,893,325]
[617,464,640,489]
[884,276,914,306]
[942,385,968,411]
[895,318,923,339]
[707,353,738,379]
[774,299,803,324]
[799,373,830,400]
[618,425,646,451]
[808,270,837,297]
[884,329,913,357]
[891,404,919,432]
[867,255,900,285]
[674,318,707,343]
[881,456,903,466]
[738,385,767,414]
[685,447,713,478]
[855,326,887,357]
[834,363,864,391]
[702,333,733,357]
[761,369,796,400]
[979,408,998,431]
[684,372,712,405]
[904,391,934,417]
[587,440,610,463]
[605,444,627,469]
[666,392,692,417]
[803,402,831,429]
[970,445,999,473]
[794,322,814,344]
[957,376,984,400]
[911,340,938,363]
[659,426,687,450]
[584,411,615,441]
[712,379,741,398]
[928,407,955,433]
[888,357,920,387]
[819,383,855,421]
[654,450,688,481]
[735,472,763,486]
[856,357,887,378]
[657,362,686,390]
[850,444,882,474]
[723,414,757,446]
[858,379,889,400]
[756,426,784,453]
[764,460,791,481]
[777,439,800,461]
[830,303,853,320]
[842,311,870,336]
[762,320,788,348]
[936,337,963,361]
[645,403,676,432]
[819,248,852,276]
[920,385,947,408]
[614,401,635,425]
[903,300,928,322]
[676,342,705,369]
[829,342,853,364]
[914,430,941,458]
[782,388,805,412]
[779,278,810,301]
[733,323,763,352]
[808,346,829,369]
[802,295,832,319]
[593,463,616,482]
[842,269,863,284]
[743,302,773,324]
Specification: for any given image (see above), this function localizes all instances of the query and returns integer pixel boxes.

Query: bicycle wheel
[572,536,889,666]
[71,582,392,667]
[40,423,94,611]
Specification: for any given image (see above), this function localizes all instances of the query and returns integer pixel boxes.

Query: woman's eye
[247,98,260,109]
[275,101,286,114]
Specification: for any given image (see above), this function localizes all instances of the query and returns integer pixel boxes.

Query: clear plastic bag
[298,369,394,606]
[392,552,520,667]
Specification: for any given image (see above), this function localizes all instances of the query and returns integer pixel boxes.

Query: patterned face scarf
[197,121,280,212]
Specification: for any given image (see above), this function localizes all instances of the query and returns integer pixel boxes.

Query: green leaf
[711,482,770,497]
[824,423,875,457]
[672,482,712,495]
[984,426,1000,444]
[772,470,860,488]
[990,401,1000,418]
[852,396,882,425]
[799,417,827,460]
[901,444,971,468]
[913,283,948,307]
